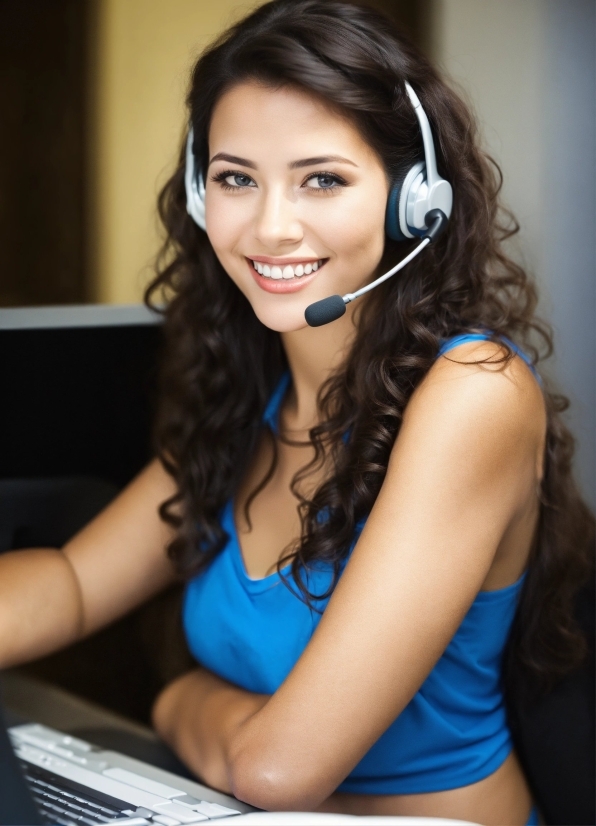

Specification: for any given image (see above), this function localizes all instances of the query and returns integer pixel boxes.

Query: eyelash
[210,170,254,191]
[209,169,348,194]
[304,171,348,193]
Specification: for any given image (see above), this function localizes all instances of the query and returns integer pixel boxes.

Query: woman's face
[205,81,389,333]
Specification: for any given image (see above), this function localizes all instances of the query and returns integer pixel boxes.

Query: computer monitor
[0,304,161,487]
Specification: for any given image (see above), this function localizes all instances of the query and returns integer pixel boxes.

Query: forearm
[0,548,84,668]
[152,668,269,794]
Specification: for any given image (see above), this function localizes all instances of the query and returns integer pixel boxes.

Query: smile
[248,258,327,279]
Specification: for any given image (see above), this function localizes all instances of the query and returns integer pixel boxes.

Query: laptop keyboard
[21,761,131,825]
[12,723,243,824]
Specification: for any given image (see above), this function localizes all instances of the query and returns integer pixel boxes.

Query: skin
[0,81,546,823]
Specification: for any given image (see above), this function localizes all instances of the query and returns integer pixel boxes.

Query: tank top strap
[262,371,291,434]
[264,335,539,438]
[438,331,540,382]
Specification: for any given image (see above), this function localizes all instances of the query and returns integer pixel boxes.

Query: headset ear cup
[385,168,410,242]
[185,127,207,231]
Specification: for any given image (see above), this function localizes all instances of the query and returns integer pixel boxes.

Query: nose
[253,184,303,249]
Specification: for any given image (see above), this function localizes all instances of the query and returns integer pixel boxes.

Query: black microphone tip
[305,295,346,327]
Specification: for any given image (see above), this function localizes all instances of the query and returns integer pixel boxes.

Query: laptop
[1,687,255,825]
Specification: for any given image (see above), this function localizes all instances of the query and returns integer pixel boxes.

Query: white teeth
[251,259,324,278]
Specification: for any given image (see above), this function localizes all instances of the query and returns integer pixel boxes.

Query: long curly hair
[145,0,594,691]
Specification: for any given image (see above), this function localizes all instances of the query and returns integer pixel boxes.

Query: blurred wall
[0,0,89,307]
[431,0,595,506]
[88,0,261,305]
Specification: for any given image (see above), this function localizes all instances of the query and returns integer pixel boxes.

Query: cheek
[314,188,387,264]
[203,197,250,297]
[204,191,246,259]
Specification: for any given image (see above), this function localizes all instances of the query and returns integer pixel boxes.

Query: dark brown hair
[145,0,594,691]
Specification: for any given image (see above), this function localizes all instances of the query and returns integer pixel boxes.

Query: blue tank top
[183,333,539,795]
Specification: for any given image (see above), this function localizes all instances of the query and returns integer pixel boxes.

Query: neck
[280,303,358,432]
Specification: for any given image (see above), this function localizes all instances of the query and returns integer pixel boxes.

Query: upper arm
[63,458,179,636]
[229,344,546,809]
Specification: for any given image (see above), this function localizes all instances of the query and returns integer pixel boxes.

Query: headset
[185,81,453,326]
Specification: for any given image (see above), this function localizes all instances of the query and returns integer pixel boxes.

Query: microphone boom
[304,209,447,328]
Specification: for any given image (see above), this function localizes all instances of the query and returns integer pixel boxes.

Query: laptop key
[189,801,242,819]
[28,784,123,822]
[133,808,155,818]
[85,800,107,812]
[41,800,63,813]
[33,791,109,826]
[169,796,240,819]
[77,808,108,820]
[21,760,131,813]
[152,802,208,823]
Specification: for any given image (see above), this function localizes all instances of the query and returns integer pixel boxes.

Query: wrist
[151,672,190,743]
[151,668,269,791]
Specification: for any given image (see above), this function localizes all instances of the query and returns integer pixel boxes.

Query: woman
[0,1,592,823]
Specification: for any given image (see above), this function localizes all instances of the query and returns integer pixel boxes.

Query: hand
[152,667,269,793]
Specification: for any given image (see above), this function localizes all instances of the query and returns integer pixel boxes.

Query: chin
[251,302,311,333]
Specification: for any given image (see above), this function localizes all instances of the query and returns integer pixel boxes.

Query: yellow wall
[89,0,261,304]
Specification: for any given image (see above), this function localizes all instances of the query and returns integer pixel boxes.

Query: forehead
[208,80,377,164]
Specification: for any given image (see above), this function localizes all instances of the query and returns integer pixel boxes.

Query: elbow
[229,744,330,812]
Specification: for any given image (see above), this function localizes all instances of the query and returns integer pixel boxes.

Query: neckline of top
[225,494,527,595]
[223,499,292,592]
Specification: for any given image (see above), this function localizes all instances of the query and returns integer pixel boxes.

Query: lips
[246,256,326,294]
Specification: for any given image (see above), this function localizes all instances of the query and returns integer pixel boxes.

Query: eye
[211,170,256,190]
[304,172,347,191]
[226,173,254,188]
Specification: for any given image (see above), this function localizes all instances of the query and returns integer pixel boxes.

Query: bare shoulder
[372,338,547,590]
[382,338,547,531]
[402,339,546,458]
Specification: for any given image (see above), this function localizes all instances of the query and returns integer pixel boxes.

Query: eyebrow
[209,152,257,169]
[208,152,357,169]
[289,155,358,169]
